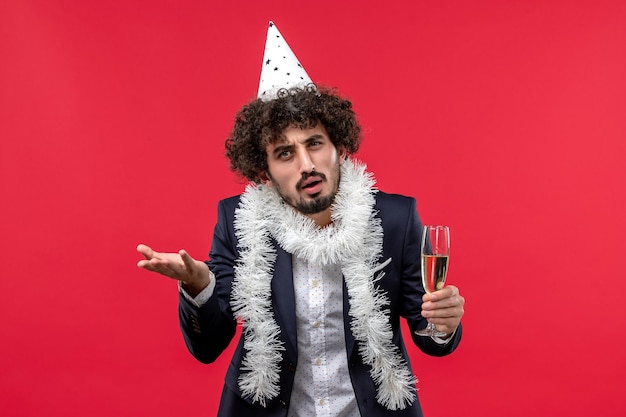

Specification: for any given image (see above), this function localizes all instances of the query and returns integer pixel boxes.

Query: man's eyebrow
[304,134,324,143]
[271,143,293,156]
[271,134,325,156]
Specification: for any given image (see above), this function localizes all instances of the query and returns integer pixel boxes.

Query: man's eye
[279,150,292,159]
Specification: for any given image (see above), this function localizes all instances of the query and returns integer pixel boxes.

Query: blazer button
[279,399,287,408]
[287,363,296,372]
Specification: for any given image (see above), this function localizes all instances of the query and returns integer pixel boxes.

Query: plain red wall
[1,1,625,416]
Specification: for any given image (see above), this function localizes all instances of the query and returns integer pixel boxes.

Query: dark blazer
[178,191,462,417]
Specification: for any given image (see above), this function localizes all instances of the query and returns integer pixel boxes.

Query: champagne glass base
[415,323,448,338]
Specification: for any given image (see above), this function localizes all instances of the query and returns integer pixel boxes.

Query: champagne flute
[415,225,450,338]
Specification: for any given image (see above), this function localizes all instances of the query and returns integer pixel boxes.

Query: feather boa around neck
[230,159,416,410]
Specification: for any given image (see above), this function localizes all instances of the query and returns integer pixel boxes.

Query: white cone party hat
[257,21,315,100]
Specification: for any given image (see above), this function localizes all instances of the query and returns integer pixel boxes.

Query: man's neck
[307,208,333,228]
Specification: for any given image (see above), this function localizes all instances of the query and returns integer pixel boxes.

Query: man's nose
[297,149,315,173]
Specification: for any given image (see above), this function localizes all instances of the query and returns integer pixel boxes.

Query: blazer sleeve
[178,197,240,364]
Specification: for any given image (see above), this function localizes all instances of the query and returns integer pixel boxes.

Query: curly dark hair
[225,85,361,183]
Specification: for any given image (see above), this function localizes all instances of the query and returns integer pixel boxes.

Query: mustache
[296,171,327,190]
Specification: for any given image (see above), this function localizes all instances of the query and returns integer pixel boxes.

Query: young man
[137,22,465,417]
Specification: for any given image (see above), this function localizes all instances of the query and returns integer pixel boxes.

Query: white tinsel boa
[230,159,416,410]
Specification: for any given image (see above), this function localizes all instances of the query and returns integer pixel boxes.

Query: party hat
[257,21,315,100]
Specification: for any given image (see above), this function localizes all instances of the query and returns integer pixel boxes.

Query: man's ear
[258,171,272,186]
[338,146,348,164]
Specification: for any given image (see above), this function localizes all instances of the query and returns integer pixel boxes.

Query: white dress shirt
[288,257,360,417]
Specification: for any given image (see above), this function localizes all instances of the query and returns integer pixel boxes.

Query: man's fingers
[137,259,152,269]
[146,257,181,278]
[179,250,197,274]
[137,244,155,260]
[136,246,200,283]
[422,286,465,315]
[422,285,459,302]
[432,285,458,300]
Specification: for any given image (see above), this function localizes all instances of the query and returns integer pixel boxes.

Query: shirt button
[315,358,322,365]
[319,399,326,406]
[312,279,319,287]
[312,320,321,328]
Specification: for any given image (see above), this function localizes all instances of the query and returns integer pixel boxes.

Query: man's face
[264,124,346,222]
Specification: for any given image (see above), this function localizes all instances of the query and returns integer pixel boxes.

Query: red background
[1,1,625,416]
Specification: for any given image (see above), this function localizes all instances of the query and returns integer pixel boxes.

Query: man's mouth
[299,176,324,195]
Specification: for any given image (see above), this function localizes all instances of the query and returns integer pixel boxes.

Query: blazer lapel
[270,243,298,358]
[343,279,356,358]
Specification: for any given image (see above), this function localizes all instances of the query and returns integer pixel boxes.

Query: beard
[269,166,341,215]
[293,192,337,215]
